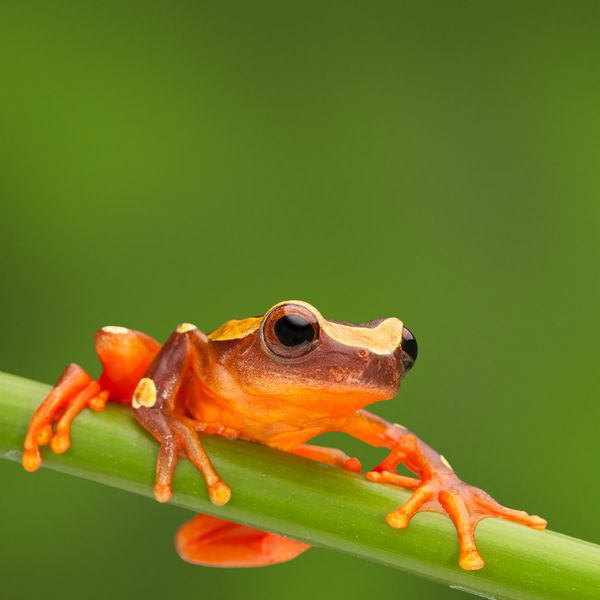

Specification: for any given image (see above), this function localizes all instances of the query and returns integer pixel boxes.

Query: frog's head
[206,300,417,416]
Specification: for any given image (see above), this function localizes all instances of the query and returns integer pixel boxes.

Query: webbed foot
[22,364,109,471]
[367,469,546,570]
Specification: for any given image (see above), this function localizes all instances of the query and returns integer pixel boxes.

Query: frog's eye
[275,315,315,346]
[401,326,418,372]
[262,304,320,359]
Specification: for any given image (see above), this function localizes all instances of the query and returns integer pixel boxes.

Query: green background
[1,2,599,599]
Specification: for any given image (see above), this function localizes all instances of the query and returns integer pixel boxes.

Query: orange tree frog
[22,300,546,570]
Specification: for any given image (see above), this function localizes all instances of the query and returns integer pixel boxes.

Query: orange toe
[88,390,109,411]
[459,549,485,571]
[22,450,41,473]
[386,510,410,529]
[154,483,172,503]
[208,481,232,506]
[36,424,53,446]
[50,432,70,454]
[344,457,362,473]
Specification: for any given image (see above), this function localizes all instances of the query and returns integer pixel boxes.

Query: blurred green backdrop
[1,1,599,598]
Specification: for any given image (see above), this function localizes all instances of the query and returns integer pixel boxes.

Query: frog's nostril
[401,327,418,373]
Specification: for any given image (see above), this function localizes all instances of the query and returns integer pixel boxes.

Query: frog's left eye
[262,304,320,359]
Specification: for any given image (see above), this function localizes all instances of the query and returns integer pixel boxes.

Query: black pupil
[274,315,315,347]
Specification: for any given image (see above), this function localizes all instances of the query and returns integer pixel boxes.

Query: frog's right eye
[261,304,320,359]
[274,315,315,346]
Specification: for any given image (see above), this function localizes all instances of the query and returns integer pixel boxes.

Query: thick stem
[0,371,598,600]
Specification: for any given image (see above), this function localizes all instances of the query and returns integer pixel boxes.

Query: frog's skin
[22,300,546,570]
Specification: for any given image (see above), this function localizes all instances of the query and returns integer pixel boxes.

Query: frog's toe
[343,457,362,473]
[472,489,547,529]
[36,424,53,446]
[367,469,420,489]
[208,481,232,506]
[374,471,547,570]
[385,481,487,570]
[22,449,42,472]
[438,489,485,570]
[439,482,547,569]
[137,409,231,507]
[385,486,433,528]
[22,363,105,471]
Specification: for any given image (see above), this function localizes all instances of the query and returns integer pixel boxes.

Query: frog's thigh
[176,514,310,568]
[95,326,161,402]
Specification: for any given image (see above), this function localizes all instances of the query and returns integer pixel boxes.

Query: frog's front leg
[339,410,547,570]
[133,324,230,506]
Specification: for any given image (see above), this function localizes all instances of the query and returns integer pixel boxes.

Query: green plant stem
[0,372,598,600]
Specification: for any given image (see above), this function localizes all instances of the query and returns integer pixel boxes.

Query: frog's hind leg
[23,363,102,471]
[95,326,161,404]
[22,326,160,472]
[176,514,310,568]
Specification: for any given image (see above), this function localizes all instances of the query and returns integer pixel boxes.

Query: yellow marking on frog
[102,326,129,334]
[208,301,403,353]
[132,377,157,409]
[323,317,404,355]
[393,423,407,430]
[441,454,453,470]
[176,322,197,334]
[208,317,262,341]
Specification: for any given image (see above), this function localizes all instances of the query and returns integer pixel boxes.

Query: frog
[22,300,546,570]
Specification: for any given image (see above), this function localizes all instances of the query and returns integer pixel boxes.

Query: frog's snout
[399,327,418,374]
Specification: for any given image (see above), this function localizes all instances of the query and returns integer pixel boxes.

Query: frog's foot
[367,470,547,570]
[134,404,231,506]
[176,514,310,567]
[22,364,109,472]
